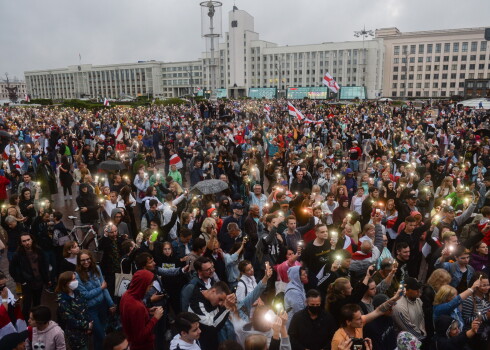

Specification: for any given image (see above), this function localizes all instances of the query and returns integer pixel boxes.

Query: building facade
[0,80,27,101]
[378,27,490,98]
[24,7,489,100]
[24,7,384,100]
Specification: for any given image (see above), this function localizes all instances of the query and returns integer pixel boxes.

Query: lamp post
[354,26,374,98]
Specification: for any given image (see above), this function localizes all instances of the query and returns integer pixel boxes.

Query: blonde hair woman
[434,176,455,203]
[169,181,183,196]
[199,217,217,243]
[433,278,481,330]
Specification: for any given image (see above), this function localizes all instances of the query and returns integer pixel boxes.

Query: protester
[1,97,489,350]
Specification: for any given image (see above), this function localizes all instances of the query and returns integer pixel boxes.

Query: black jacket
[9,247,49,288]
[288,308,337,350]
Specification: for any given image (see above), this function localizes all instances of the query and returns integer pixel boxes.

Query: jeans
[42,250,57,285]
[21,284,43,320]
[349,159,359,172]
[88,301,109,350]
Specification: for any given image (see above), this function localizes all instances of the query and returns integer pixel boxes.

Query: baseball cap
[232,202,244,210]
[442,205,455,213]
[404,277,422,291]
[407,192,418,200]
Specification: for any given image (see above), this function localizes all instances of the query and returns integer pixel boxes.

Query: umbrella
[0,130,12,138]
[217,125,233,133]
[190,179,229,195]
[475,128,490,138]
[98,160,125,171]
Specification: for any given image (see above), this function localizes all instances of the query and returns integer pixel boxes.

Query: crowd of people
[0,98,489,350]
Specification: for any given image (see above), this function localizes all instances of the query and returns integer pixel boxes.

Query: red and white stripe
[322,72,340,93]
[169,154,183,169]
[264,104,271,123]
[25,94,30,103]
[287,102,323,124]
[114,121,123,141]
[103,98,110,107]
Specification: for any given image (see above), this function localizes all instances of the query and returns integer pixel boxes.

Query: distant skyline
[1,0,489,80]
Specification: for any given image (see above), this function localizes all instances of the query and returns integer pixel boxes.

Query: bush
[61,99,105,109]
[29,99,53,105]
[153,98,187,106]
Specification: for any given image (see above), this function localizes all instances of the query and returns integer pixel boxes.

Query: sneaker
[69,195,73,200]
[44,287,54,294]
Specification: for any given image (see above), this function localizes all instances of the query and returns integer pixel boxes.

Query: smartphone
[150,231,159,242]
[264,310,276,323]
[399,282,405,296]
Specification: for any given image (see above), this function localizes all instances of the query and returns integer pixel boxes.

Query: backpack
[237,279,248,297]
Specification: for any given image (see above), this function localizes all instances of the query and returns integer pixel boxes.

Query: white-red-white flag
[104,98,110,106]
[322,72,340,93]
[288,102,306,121]
[25,94,30,103]
[264,104,271,123]
[114,121,123,141]
[169,154,183,169]
[288,102,323,124]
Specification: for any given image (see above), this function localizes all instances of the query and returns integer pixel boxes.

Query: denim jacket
[76,265,114,309]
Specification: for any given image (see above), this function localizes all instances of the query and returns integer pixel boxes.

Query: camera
[351,338,365,350]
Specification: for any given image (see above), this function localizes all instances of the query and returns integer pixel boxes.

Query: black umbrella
[98,160,125,171]
[475,128,490,138]
[190,179,229,195]
[0,130,12,138]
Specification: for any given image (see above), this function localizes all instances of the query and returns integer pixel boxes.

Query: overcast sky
[1,0,489,80]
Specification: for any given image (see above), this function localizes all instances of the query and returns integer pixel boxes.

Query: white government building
[24,6,489,100]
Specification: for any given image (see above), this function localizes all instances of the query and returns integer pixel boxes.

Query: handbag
[114,260,133,297]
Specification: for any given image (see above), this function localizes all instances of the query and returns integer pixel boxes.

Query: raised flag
[288,102,305,121]
[169,154,183,169]
[25,94,30,103]
[287,102,323,124]
[322,72,340,93]
[114,121,123,141]
[264,104,272,123]
[104,98,110,107]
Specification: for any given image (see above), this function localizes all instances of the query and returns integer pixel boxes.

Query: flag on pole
[25,94,30,103]
[322,72,340,93]
[104,98,110,107]
[114,121,123,141]
[288,102,323,124]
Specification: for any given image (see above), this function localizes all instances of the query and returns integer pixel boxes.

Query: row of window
[162,72,202,78]
[394,41,487,55]
[393,72,489,80]
[393,82,464,89]
[392,91,464,97]
[162,66,201,72]
[394,63,489,73]
[394,54,488,64]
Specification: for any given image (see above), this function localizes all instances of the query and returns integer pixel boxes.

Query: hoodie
[169,334,201,350]
[431,315,470,350]
[26,321,65,350]
[120,270,159,350]
[284,266,305,329]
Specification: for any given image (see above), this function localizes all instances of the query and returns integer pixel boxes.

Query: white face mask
[68,280,79,291]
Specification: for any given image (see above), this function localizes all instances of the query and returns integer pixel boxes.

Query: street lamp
[354,26,374,96]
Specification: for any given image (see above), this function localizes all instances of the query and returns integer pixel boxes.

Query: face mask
[307,305,321,315]
[68,280,79,291]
